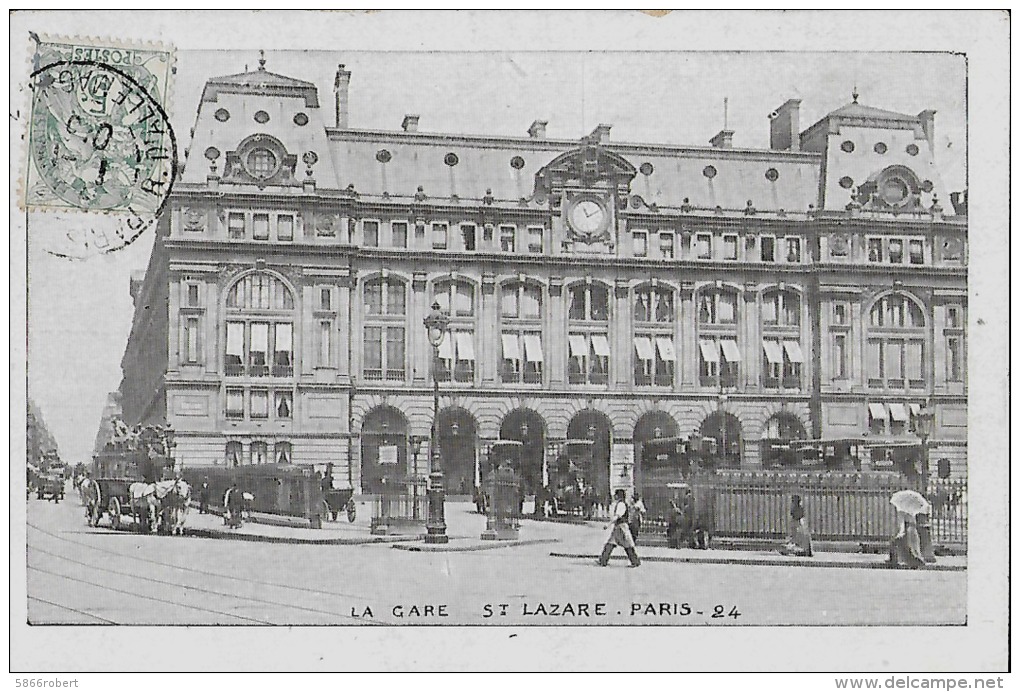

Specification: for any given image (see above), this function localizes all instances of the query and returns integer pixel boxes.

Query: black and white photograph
[9,9,1009,676]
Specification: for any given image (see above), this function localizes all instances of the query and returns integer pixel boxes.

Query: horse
[129,482,159,533]
[155,478,191,535]
[79,477,102,527]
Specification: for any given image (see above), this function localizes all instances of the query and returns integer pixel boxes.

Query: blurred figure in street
[665,491,684,549]
[199,476,210,514]
[628,491,647,543]
[779,494,813,557]
[598,489,640,567]
[889,509,925,569]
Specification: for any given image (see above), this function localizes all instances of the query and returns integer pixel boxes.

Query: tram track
[27,595,119,624]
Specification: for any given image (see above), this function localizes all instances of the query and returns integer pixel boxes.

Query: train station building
[116,58,968,498]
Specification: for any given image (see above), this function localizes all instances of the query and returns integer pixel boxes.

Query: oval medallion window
[703,165,717,179]
[840,140,855,153]
[921,179,934,193]
[639,162,654,176]
[376,149,392,163]
[906,143,920,156]
[204,146,220,162]
[880,177,909,205]
[510,156,525,170]
[214,108,230,122]
[838,176,854,189]
[444,152,459,167]
[874,142,888,155]
[293,112,309,126]
[765,168,779,182]
[254,110,270,124]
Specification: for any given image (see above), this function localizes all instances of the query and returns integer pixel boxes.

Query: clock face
[568,198,608,236]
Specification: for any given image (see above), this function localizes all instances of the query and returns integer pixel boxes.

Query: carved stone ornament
[181,207,206,232]
[315,213,338,236]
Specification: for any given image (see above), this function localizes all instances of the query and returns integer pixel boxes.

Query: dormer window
[247,149,278,180]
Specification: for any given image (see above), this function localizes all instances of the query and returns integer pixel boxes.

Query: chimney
[917,109,936,147]
[709,129,735,149]
[588,123,611,144]
[334,64,351,128]
[401,114,420,133]
[527,119,548,139]
[769,98,801,151]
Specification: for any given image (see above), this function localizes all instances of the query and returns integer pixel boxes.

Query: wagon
[323,488,356,522]
[87,450,173,532]
[36,472,65,502]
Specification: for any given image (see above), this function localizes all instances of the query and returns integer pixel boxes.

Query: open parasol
[890,489,931,516]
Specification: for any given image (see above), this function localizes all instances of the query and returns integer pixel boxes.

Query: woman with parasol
[888,489,929,569]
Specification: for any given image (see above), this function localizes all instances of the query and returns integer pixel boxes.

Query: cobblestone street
[27,492,966,626]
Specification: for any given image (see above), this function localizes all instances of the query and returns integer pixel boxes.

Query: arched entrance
[499,408,546,495]
[361,406,408,493]
[761,412,808,468]
[698,411,743,468]
[566,410,612,501]
[437,407,478,496]
[633,410,680,494]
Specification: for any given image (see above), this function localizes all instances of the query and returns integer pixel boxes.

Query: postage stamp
[23,35,177,257]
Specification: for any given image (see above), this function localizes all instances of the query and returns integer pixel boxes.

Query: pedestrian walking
[628,491,647,543]
[598,489,641,567]
[779,494,813,557]
[225,482,244,529]
[199,477,210,514]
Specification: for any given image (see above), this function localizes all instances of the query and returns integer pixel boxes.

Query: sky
[25,49,967,464]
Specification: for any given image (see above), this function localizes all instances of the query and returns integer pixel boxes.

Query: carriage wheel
[89,501,101,527]
[346,498,357,523]
[109,497,121,530]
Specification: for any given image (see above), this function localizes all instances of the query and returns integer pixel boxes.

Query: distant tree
[27,399,59,467]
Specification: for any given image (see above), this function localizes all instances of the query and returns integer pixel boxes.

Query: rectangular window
[763,340,783,386]
[249,323,269,376]
[453,332,475,383]
[320,288,332,312]
[386,328,405,380]
[431,223,448,250]
[228,212,245,239]
[947,336,962,381]
[632,231,648,258]
[723,235,738,261]
[867,238,883,262]
[659,232,674,259]
[275,391,293,419]
[786,237,801,263]
[946,305,961,329]
[273,323,293,377]
[500,333,522,383]
[500,225,516,253]
[278,214,294,241]
[318,321,331,367]
[888,238,904,264]
[833,334,848,379]
[527,226,543,254]
[698,339,720,385]
[908,239,924,264]
[364,220,380,247]
[364,326,383,379]
[253,213,270,241]
[833,302,849,326]
[186,284,200,307]
[392,221,408,248]
[184,317,199,363]
[886,340,904,387]
[761,236,775,262]
[225,322,244,376]
[226,389,244,419]
[906,340,924,387]
[866,339,883,387]
[250,390,269,419]
[522,333,543,383]
[461,224,477,251]
[569,333,610,385]
[696,233,712,259]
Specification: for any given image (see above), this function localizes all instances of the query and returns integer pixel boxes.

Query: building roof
[201,64,319,107]
[826,101,920,123]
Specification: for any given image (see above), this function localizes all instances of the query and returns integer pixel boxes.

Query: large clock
[566,196,609,240]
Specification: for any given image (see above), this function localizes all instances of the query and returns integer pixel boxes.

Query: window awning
[455,332,475,361]
[568,334,589,358]
[699,339,720,363]
[275,323,292,351]
[720,339,741,362]
[868,403,888,421]
[633,336,654,361]
[250,323,269,351]
[438,333,455,360]
[763,340,784,364]
[888,403,909,422]
[226,323,244,355]
[501,333,520,360]
[655,337,677,362]
[523,334,544,363]
[909,403,922,417]
[783,340,804,363]
[591,334,611,358]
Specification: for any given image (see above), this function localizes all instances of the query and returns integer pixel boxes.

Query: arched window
[500,281,543,384]
[762,290,800,327]
[698,411,743,468]
[866,293,927,392]
[697,288,740,388]
[363,278,407,381]
[251,441,268,465]
[275,441,292,465]
[432,280,476,383]
[568,282,611,385]
[633,286,676,387]
[225,441,242,467]
[224,272,295,382]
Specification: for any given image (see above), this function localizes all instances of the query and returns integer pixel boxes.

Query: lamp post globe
[424,301,451,544]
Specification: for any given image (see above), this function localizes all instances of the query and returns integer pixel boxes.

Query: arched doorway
[633,411,680,494]
[698,411,743,468]
[361,406,408,493]
[761,412,808,468]
[566,410,612,501]
[499,408,546,495]
[437,407,478,496]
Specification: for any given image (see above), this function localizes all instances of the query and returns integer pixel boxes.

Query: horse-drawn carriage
[546,440,604,519]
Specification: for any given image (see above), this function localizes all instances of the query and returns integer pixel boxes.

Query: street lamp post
[409,434,429,521]
[424,301,451,544]
[914,400,937,562]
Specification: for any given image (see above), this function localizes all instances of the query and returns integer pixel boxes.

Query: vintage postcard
[9,10,1009,675]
